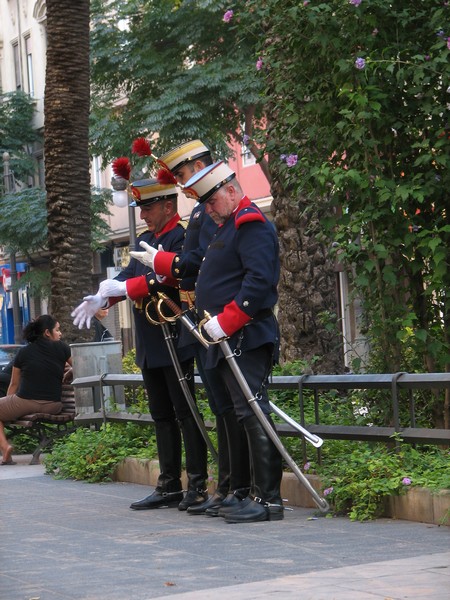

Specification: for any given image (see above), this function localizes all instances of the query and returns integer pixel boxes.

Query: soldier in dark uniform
[71,179,208,511]
[130,141,251,516]
[183,161,283,524]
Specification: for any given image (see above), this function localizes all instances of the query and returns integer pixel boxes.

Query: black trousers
[217,344,273,421]
[141,360,195,422]
[195,344,234,416]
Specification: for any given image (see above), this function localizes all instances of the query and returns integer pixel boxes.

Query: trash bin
[71,341,126,414]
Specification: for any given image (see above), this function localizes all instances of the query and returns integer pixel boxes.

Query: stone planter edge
[113,457,449,526]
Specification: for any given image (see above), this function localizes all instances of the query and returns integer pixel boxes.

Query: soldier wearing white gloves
[71,177,208,513]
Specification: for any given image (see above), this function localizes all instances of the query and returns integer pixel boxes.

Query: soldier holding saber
[136,161,284,524]
[72,177,208,512]
[131,140,252,517]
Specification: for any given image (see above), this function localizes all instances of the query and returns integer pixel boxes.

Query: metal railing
[72,372,450,459]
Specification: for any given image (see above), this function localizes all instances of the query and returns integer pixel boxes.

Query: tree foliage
[0,87,111,299]
[90,0,266,165]
[0,91,39,184]
[0,187,112,255]
[247,3,449,361]
[246,0,449,424]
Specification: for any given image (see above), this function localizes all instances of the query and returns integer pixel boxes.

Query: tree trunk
[271,176,344,374]
[44,0,92,343]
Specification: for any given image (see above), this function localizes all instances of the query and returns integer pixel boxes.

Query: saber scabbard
[148,298,218,463]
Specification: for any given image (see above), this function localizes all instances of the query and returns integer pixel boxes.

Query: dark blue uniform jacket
[115,219,194,369]
[196,196,280,368]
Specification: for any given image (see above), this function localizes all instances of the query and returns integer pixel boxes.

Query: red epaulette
[234,204,265,229]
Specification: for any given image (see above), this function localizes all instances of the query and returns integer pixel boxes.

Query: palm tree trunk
[44,0,92,342]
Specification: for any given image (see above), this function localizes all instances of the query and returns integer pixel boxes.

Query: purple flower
[402,477,412,486]
[425,55,431,61]
[256,57,264,71]
[447,38,450,50]
[223,9,234,23]
[280,154,287,161]
[355,57,366,70]
[323,486,334,496]
[304,462,311,471]
[437,29,445,37]
[350,0,362,5]
[303,1,310,5]
[286,154,298,167]
[243,134,250,146]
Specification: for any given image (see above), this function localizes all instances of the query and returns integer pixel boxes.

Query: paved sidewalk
[1,456,449,600]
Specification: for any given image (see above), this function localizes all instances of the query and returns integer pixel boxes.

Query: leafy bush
[44,422,157,483]
[122,348,149,411]
[268,360,450,520]
[44,355,449,523]
[309,441,450,521]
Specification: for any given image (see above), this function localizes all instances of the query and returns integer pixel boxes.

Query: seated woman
[0,315,72,465]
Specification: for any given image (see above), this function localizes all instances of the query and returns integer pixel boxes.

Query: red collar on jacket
[219,196,250,228]
[155,213,181,238]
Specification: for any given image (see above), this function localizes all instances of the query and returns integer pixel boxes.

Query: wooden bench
[5,384,77,465]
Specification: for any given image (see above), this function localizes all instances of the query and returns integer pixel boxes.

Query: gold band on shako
[159,140,210,173]
[130,178,178,207]
[183,161,236,204]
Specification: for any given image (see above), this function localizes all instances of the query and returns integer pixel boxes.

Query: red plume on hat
[156,168,177,186]
[131,137,152,157]
[112,157,131,180]
[131,136,172,173]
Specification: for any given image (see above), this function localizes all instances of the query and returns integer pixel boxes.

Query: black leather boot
[187,414,230,515]
[130,420,183,510]
[225,414,284,523]
[216,487,251,517]
[208,410,251,517]
[178,415,208,511]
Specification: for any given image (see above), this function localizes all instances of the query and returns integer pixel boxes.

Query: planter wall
[113,458,449,526]
[384,487,450,526]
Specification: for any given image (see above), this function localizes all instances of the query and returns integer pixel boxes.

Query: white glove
[204,315,227,341]
[98,279,127,298]
[71,292,106,330]
[129,242,162,269]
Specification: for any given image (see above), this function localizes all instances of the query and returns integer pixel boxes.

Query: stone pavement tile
[0,453,44,480]
[1,475,449,600]
[149,553,450,600]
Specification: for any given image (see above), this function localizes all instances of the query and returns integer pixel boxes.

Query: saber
[158,293,329,512]
[145,299,218,463]
[157,293,323,448]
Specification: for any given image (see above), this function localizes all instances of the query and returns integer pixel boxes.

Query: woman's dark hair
[23,315,58,343]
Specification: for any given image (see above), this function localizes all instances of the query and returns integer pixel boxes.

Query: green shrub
[122,349,149,411]
[312,441,450,522]
[44,422,157,482]
[44,355,449,523]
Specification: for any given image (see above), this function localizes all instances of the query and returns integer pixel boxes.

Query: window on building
[25,36,34,97]
[12,42,21,90]
[92,156,103,188]
[36,153,45,188]
[242,141,256,167]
